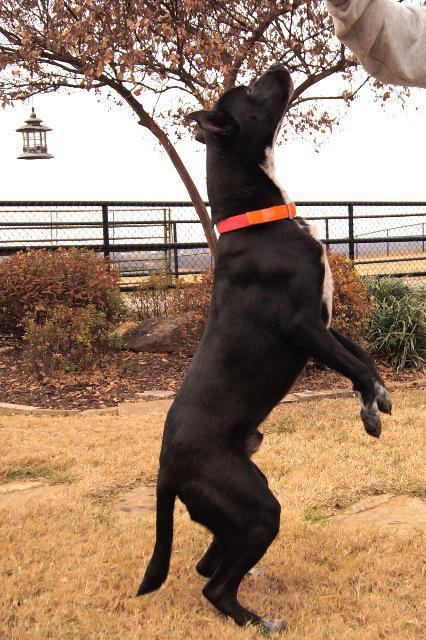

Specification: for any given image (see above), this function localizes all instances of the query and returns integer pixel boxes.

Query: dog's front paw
[374,382,392,415]
[259,617,287,635]
[361,400,381,438]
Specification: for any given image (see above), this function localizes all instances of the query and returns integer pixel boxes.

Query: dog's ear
[195,126,206,145]
[186,110,237,142]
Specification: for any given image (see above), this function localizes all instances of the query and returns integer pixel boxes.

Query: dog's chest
[296,219,333,327]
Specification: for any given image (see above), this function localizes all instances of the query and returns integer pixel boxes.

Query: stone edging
[280,378,426,404]
[0,402,118,417]
[0,378,424,417]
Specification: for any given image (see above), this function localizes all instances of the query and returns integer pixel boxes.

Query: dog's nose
[268,62,285,72]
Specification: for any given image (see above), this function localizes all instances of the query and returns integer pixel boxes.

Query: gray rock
[120,317,185,353]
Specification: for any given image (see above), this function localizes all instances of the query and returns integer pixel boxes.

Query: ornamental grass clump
[366,277,426,371]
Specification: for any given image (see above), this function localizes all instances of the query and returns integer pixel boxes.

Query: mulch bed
[0,334,422,411]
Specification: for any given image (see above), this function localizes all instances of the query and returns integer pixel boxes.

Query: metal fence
[0,201,425,287]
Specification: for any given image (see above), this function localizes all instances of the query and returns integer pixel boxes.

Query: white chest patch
[300,222,334,327]
[259,144,333,326]
[322,250,333,327]
[260,147,290,204]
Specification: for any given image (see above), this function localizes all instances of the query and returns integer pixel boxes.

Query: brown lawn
[1,389,425,639]
[354,251,425,278]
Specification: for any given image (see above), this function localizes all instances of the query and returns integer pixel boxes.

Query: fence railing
[0,201,425,286]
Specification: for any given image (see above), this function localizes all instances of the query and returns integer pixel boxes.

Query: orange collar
[216,203,297,234]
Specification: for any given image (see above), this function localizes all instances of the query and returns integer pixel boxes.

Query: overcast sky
[0,84,425,203]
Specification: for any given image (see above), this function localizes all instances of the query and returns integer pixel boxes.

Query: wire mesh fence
[0,201,425,287]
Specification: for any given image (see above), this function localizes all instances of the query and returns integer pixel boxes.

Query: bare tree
[0,1,407,258]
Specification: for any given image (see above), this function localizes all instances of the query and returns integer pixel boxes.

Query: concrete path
[330,494,426,531]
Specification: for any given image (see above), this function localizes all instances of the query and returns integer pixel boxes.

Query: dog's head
[187,63,293,157]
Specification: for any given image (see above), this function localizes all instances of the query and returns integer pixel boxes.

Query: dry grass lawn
[354,252,425,278]
[1,389,425,639]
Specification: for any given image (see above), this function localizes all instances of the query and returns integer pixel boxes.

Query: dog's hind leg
[330,328,392,415]
[197,460,269,579]
[202,500,284,633]
[182,457,285,632]
[197,537,221,578]
[286,320,382,437]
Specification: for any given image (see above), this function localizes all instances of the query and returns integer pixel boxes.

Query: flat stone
[0,402,79,416]
[330,494,426,531]
[0,483,65,509]
[118,399,173,417]
[113,484,156,518]
[279,379,426,405]
[0,481,44,494]
[280,389,354,404]
[135,390,175,401]
[78,407,118,416]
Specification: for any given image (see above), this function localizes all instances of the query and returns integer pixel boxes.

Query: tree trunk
[109,81,217,261]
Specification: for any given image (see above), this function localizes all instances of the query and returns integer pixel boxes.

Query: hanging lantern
[16,107,54,160]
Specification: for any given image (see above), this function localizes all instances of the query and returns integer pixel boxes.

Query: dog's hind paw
[259,617,287,635]
[374,382,392,415]
[360,400,381,438]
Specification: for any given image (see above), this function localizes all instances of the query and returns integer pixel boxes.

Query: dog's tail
[136,476,176,596]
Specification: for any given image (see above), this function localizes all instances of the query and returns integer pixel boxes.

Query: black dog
[137,63,391,633]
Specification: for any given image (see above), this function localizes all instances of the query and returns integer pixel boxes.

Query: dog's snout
[268,62,285,73]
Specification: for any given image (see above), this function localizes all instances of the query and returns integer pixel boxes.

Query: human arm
[326,0,426,88]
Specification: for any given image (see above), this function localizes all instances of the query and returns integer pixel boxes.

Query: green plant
[0,248,123,334]
[366,278,426,371]
[364,277,411,303]
[1,462,73,485]
[327,253,374,341]
[23,304,119,375]
[303,507,326,523]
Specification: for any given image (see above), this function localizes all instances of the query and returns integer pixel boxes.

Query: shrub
[23,304,119,375]
[366,278,426,370]
[327,253,374,341]
[0,248,123,334]
[172,269,213,325]
[128,270,214,352]
[130,270,213,326]
[129,274,186,320]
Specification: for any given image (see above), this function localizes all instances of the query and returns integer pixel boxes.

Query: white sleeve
[326,0,426,88]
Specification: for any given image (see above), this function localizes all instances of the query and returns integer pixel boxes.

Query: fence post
[325,217,329,249]
[173,221,179,277]
[348,203,355,260]
[101,204,110,259]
